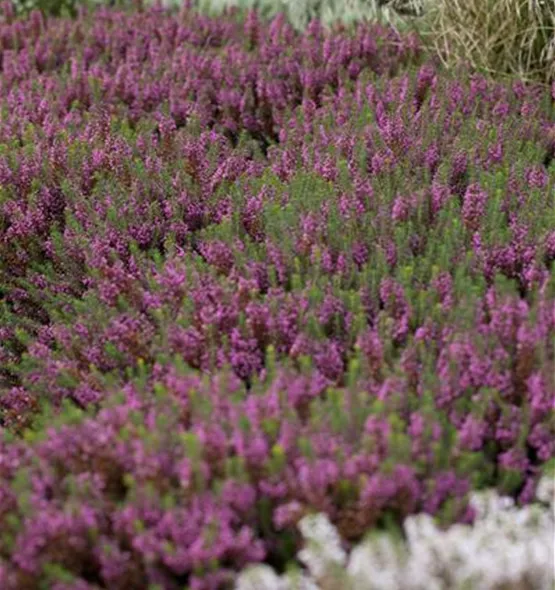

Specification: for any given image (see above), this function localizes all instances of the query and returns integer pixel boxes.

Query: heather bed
[0,4,554,590]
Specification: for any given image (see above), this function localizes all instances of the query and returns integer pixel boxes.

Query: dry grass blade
[415,0,555,85]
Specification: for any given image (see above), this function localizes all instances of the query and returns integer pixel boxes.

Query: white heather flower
[236,476,555,590]
[469,489,515,519]
[347,534,410,590]
[536,473,555,505]
[283,569,322,590]
[400,478,555,590]
[236,564,284,590]
[236,565,321,590]
[297,513,347,579]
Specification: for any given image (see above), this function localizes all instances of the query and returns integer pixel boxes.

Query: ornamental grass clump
[0,3,553,589]
[417,0,555,85]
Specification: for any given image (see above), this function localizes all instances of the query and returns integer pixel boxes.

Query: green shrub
[2,0,102,18]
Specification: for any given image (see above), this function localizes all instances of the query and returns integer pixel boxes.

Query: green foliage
[5,0,104,18]
[192,0,426,33]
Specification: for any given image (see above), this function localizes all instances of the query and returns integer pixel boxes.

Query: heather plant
[190,0,555,87]
[0,3,554,589]
[0,371,475,589]
[237,470,555,589]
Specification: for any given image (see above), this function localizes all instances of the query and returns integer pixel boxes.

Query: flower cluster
[237,473,555,589]
[0,2,553,588]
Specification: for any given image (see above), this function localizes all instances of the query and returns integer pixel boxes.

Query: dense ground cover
[190,0,555,85]
[0,3,554,589]
[237,476,555,589]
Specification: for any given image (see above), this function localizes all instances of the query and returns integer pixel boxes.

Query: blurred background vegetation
[1,0,554,85]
